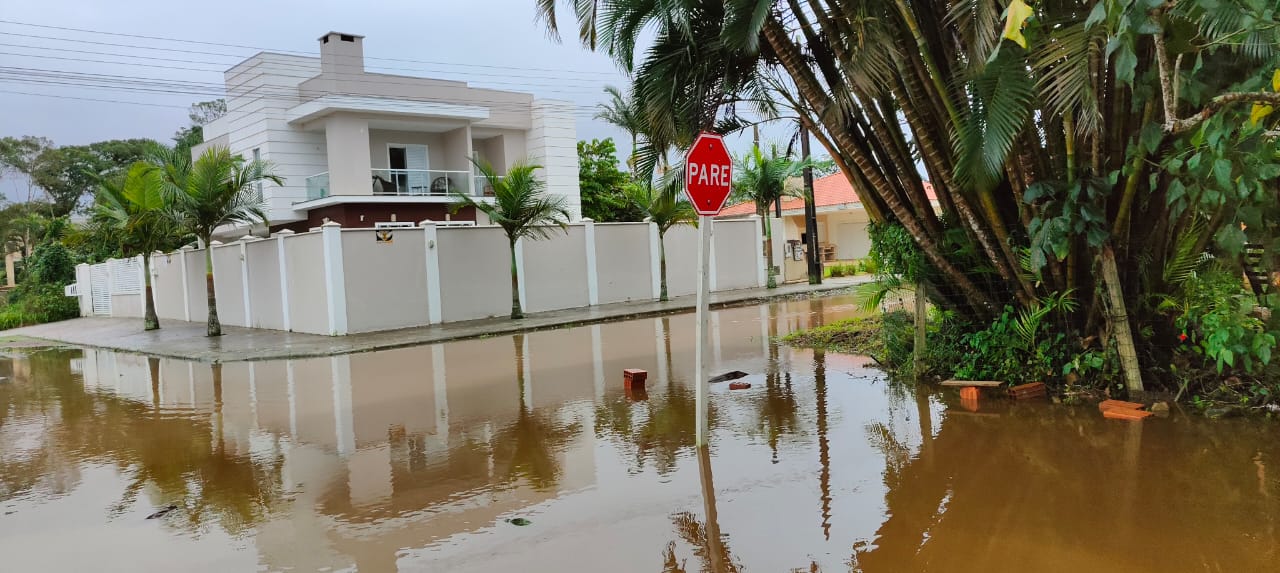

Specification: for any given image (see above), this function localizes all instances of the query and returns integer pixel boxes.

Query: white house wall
[436,226,512,322]
[285,232,330,335]
[528,100,581,221]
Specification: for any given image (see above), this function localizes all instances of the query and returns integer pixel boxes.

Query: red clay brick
[1099,399,1144,412]
[1103,408,1153,420]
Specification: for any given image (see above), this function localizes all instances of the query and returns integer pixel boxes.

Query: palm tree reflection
[1,350,286,534]
[489,334,581,490]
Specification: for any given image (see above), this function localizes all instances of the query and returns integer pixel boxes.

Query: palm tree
[732,145,808,288]
[625,179,696,301]
[94,162,182,331]
[158,146,280,336]
[595,85,646,172]
[452,159,570,319]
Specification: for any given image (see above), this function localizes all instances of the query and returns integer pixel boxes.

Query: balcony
[306,172,330,200]
[305,169,506,200]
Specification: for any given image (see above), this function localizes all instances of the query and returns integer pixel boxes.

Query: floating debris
[146,505,179,520]
[709,371,749,384]
[728,381,751,390]
[506,517,532,526]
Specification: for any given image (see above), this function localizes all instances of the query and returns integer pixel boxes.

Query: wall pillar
[647,220,662,300]
[321,221,348,335]
[179,245,193,322]
[420,220,443,324]
[239,237,256,328]
[751,215,767,288]
[274,230,295,331]
[582,219,599,305]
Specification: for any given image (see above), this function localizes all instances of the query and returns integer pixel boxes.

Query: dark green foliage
[0,242,81,330]
[578,139,642,222]
[868,222,926,283]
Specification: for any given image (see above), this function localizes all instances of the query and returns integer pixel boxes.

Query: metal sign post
[694,214,712,445]
[683,133,732,447]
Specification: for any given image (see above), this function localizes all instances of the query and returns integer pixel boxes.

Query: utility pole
[801,124,821,284]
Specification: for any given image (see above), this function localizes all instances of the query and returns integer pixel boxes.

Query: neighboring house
[196,32,581,234]
[719,172,935,282]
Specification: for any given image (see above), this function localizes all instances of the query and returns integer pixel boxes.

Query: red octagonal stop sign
[683,132,733,216]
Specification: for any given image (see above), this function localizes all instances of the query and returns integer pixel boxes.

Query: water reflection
[1,295,1277,572]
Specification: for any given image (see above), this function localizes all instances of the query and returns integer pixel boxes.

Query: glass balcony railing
[305,172,329,200]
[371,169,480,196]
[301,170,504,199]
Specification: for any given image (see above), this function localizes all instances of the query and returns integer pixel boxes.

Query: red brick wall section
[269,204,477,233]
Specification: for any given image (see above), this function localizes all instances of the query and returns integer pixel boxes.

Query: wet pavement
[0,295,1277,572]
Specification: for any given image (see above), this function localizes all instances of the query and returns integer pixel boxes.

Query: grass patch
[780,314,886,357]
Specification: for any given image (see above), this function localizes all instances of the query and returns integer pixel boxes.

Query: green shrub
[825,262,859,277]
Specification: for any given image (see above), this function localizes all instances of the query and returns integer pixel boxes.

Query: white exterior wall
[246,239,285,330]
[211,244,246,327]
[285,233,330,335]
[594,223,654,304]
[183,250,209,323]
[528,100,581,221]
[435,227,512,322]
[204,53,327,225]
[151,253,186,320]
[714,219,762,291]
[340,228,429,333]
[522,225,589,313]
[76,219,775,335]
[657,225,700,298]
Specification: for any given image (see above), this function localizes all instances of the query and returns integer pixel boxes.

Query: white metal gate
[90,263,111,315]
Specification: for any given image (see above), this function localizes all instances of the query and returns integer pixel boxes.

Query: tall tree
[626,179,697,301]
[452,159,571,319]
[578,138,641,222]
[732,145,808,288]
[595,86,646,170]
[158,146,279,336]
[95,162,183,331]
[174,99,228,155]
[538,0,1280,389]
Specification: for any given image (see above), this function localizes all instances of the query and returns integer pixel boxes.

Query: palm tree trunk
[764,215,777,288]
[509,240,524,319]
[204,240,221,336]
[143,254,159,331]
[762,17,996,316]
[659,230,669,302]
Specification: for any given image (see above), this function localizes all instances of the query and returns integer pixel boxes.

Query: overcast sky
[0,0,791,201]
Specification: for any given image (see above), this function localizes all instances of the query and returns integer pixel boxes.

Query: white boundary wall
[72,217,769,336]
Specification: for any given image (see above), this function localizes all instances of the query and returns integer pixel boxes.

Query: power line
[0,68,605,117]
[0,19,622,78]
[0,35,622,87]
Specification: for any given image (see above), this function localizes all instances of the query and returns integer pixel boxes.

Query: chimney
[318,32,365,75]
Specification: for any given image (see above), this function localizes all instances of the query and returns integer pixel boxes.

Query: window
[340,34,354,42]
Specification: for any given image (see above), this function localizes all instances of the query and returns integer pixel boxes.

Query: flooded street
[1,296,1278,572]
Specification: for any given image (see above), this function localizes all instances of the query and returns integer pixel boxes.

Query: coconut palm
[732,145,808,288]
[625,178,696,301]
[595,85,646,172]
[453,159,570,319]
[94,162,183,330]
[158,146,280,336]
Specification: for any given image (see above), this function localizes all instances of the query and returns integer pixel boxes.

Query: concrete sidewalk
[2,276,868,363]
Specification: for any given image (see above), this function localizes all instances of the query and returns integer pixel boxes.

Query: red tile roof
[716,172,934,217]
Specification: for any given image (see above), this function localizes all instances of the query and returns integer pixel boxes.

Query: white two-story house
[196,32,581,232]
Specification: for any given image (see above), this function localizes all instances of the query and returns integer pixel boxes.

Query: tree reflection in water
[0,349,286,535]
[489,334,581,491]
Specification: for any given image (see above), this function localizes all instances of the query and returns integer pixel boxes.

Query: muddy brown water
[1,296,1277,572]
